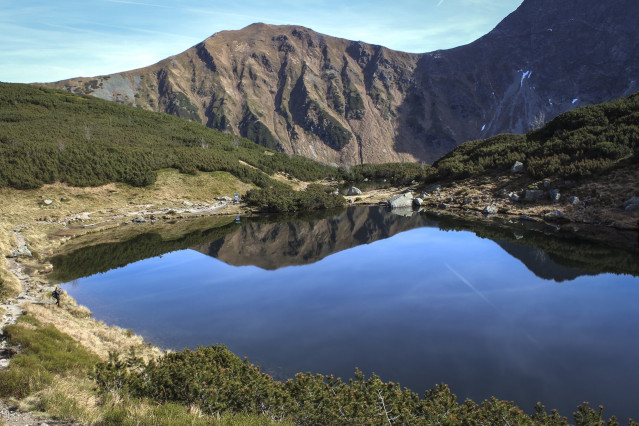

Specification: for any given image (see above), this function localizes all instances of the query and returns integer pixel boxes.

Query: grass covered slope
[434,92,639,180]
[0,83,339,189]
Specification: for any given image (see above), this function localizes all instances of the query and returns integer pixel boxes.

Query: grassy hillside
[0,83,339,189]
[434,92,639,180]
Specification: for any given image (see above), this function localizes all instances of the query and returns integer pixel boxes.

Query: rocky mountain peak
[46,0,639,165]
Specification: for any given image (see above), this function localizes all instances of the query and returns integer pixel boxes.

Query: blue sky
[1,0,522,83]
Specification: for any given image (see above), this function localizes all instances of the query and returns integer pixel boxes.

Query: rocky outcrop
[388,193,414,209]
[45,0,639,165]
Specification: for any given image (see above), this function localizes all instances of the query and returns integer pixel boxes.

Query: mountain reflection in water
[51,206,639,281]
[53,207,639,420]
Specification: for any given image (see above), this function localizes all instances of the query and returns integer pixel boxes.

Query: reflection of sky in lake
[64,227,639,420]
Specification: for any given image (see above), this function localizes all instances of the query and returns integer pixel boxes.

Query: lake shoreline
[1,176,637,423]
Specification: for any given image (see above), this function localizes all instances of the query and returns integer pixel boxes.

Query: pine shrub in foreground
[92,345,631,425]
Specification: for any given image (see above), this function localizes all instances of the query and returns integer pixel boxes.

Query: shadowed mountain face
[46,0,639,165]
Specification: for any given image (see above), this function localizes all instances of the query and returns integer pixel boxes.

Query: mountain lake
[50,206,639,421]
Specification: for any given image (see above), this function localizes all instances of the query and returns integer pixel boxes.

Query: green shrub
[244,183,345,213]
[434,92,639,180]
[0,83,339,189]
[341,162,435,185]
[92,344,627,424]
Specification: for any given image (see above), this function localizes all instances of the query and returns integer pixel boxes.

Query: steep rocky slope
[47,0,639,165]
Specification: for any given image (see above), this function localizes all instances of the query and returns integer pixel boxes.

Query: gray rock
[183,201,194,207]
[623,196,639,211]
[9,246,32,258]
[413,197,424,206]
[331,190,339,196]
[438,203,448,209]
[519,214,537,222]
[508,192,520,202]
[43,199,53,205]
[424,184,442,194]
[483,205,498,215]
[549,189,561,203]
[543,180,551,189]
[546,210,566,218]
[568,196,580,205]
[215,196,233,202]
[132,216,146,223]
[524,189,545,201]
[347,187,362,196]
[388,193,414,209]
[462,198,473,206]
[510,161,524,173]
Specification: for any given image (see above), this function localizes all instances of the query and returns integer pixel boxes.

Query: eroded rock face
[46,0,639,165]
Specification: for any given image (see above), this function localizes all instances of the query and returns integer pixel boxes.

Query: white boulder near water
[388,193,413,209]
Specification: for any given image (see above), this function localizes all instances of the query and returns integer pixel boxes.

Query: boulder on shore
[510,161,524,173]
[388,193,413,209]
[624,196,639,211]
[524,189,545,201]
[347,187,362,196]
[483,205,498,215]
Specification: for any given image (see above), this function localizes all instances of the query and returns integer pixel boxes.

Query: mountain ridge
[45,0,639,165]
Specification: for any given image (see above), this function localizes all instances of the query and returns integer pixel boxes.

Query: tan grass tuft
[31,375,102,424]
[24,303,162,362]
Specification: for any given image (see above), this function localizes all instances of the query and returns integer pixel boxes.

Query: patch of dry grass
[22,375,101,424]
[24,303,162,363]
[146,169,254,204]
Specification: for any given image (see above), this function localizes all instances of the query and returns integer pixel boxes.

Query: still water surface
[57,207,639,420]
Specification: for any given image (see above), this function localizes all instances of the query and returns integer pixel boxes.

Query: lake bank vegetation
[1,311,628,425]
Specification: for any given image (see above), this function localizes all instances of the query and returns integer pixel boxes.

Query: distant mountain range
[45,0,639,165]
